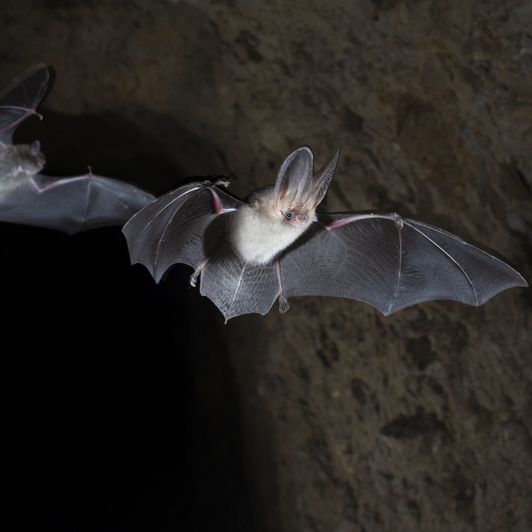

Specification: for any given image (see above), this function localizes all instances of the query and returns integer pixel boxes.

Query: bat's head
[274,146,339,228]
[29,140,45,170]
[17,140,46,175]
[1,141,46,183]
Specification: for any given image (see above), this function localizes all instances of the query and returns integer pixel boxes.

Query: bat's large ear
[308,148,340,209]
[274,146,314,204]
[30,140,41,154]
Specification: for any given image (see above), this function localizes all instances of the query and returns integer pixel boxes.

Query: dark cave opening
[2,111,255,531]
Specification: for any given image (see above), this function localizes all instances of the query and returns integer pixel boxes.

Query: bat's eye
[286,212,293,219]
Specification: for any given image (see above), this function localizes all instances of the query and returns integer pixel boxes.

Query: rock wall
[1,1,531,530]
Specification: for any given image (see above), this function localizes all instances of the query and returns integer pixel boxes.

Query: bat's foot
[278,295,290,313]
[190,269,201,287]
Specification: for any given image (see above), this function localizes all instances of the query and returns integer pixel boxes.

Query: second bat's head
[0,140,45,186]
[273,146,339,228]
[19,140,46,174]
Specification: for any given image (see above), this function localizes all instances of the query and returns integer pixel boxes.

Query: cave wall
[1,1,531,531]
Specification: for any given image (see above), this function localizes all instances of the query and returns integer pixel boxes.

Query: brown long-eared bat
[123,146,528,321]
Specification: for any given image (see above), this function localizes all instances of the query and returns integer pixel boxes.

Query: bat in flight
[0,63,154,234]
[123,146,528,321]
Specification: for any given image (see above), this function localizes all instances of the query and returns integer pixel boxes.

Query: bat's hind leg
[190,264,205,287]
[190,236,229,287]
[276,259,290,313]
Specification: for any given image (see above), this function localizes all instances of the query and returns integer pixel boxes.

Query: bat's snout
[296,214,308,226]
[36,153,46,169]
[287,213,308,227]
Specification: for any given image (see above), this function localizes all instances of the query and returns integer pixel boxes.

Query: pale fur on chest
[229,203,311,265]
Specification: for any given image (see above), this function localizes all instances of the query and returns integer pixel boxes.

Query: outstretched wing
[123,180,284,321]
[0,172,155,234]
[123,181,243,282]
[278,213,528,315]
[0,64,49,144]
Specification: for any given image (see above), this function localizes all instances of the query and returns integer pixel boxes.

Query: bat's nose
[296,214,307,226]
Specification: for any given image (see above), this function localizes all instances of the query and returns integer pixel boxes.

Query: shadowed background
[1,1,531,531]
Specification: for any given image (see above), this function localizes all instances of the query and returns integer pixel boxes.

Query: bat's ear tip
[297,145,313,154]
[329,148,341,170]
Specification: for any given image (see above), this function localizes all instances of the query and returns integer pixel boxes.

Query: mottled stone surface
[1,0,531,530]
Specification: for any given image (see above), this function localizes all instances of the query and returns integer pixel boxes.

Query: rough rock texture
[1,1,531,531]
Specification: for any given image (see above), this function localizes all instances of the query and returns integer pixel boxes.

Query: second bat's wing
[277,213,528,315]
[0,64,49,145]
[0,172,155,234]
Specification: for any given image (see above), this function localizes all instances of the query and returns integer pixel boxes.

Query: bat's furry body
[123,146,528,321]
[230,186,316,265]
